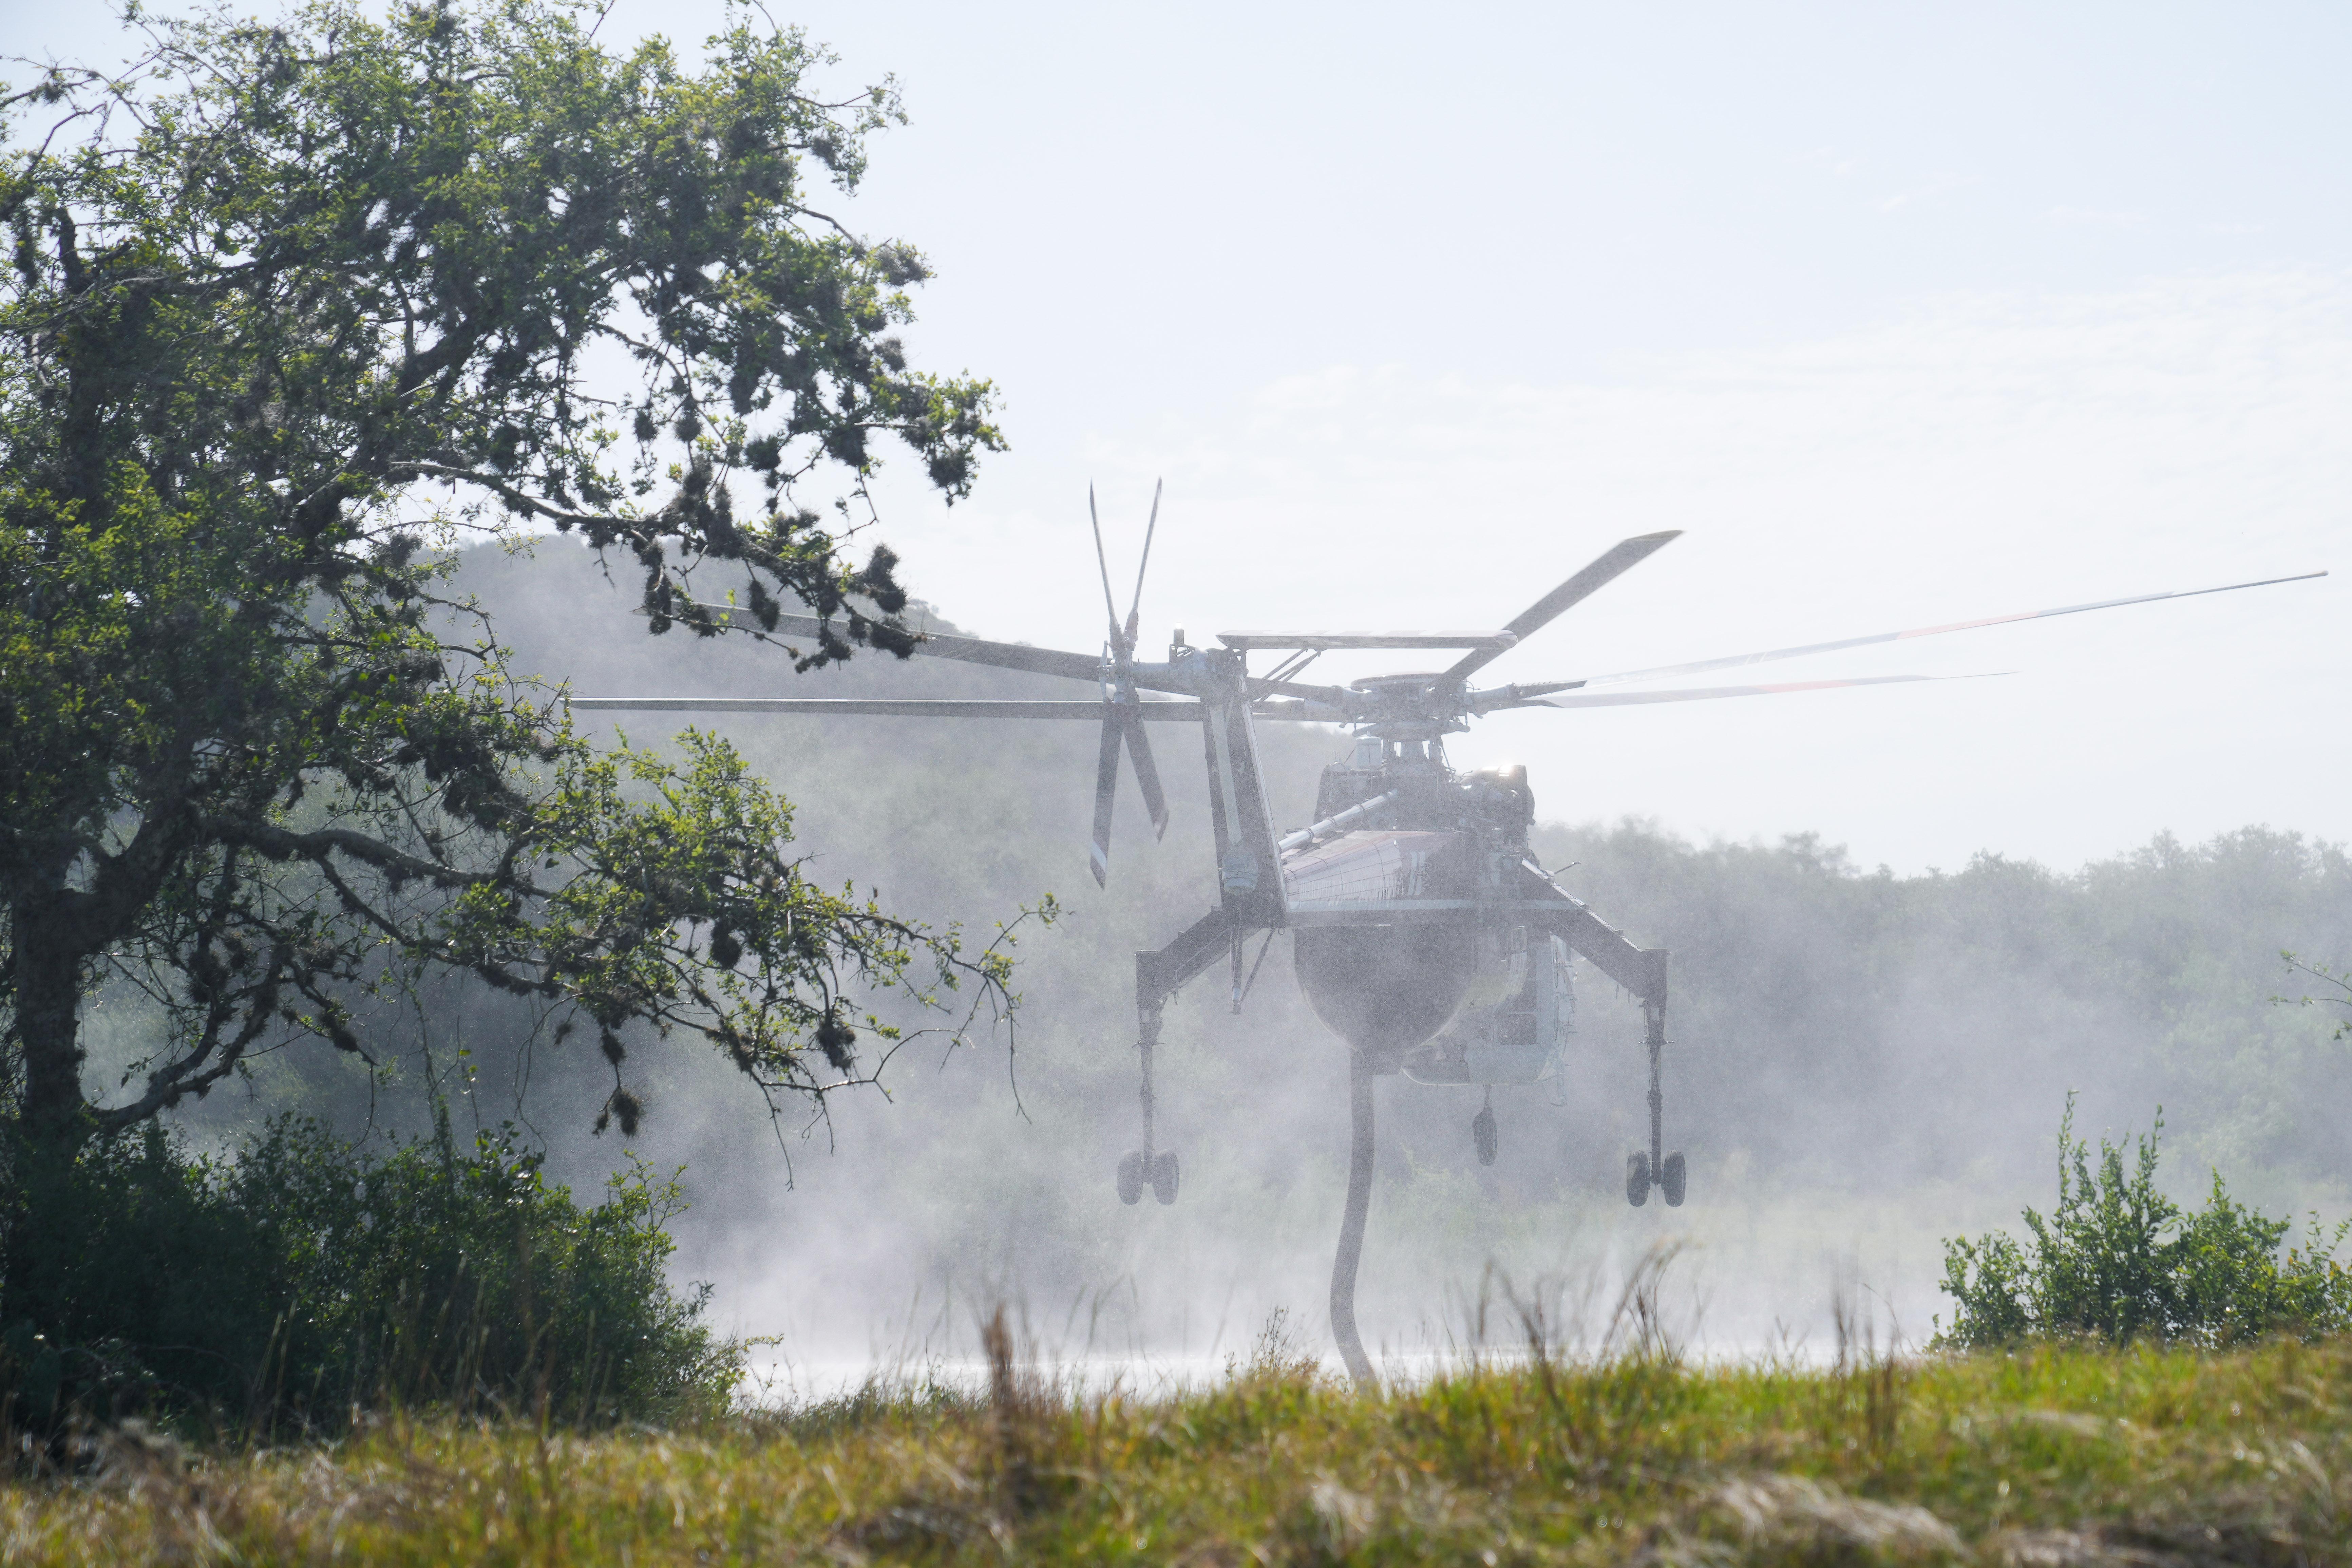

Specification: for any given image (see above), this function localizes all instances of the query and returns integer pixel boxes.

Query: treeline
[1538,817,2352,1198]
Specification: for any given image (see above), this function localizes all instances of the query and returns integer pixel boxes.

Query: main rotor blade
[1118,709,1170,838]
[1125,477,1161,647]
[1248,698,1357,722]
[565,697,1206,719]
[1089,717,1122,887]
[1522,673,1997,710]
[754,608,1109,685]
[1220,630,1517,650]
[646,600,1111,685]
[1575,570,2330,689]
[1443,530,1683,685]
[1247,675,1355,704]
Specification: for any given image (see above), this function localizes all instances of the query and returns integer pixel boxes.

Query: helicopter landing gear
[1472,1088,1498,1166]
[1625,994,1686,1207]
[1117,1005,1179,1205]
[1117,1149,1177,1206]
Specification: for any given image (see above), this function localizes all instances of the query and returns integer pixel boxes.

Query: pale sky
[11,1,2348,871]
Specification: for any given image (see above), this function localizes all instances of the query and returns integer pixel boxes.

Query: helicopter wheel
[1151,1150,1179,1206]
[1661,1151,1687,1207]
[1625,1151,1651,1207]
[1117,1151,1145,1206]
[1472,1103,1498,1167]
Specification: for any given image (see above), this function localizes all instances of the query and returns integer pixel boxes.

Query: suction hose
[1328,1050,1377,1387]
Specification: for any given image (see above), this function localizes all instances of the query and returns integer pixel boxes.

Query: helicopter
[571,490,2324,1382]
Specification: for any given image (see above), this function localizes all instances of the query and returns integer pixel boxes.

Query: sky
[9,0,2349,873]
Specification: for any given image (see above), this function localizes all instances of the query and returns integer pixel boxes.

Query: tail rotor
[1086,480,1171,887]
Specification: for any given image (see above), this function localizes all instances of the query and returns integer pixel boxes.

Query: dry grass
[8,1329,2352,1564]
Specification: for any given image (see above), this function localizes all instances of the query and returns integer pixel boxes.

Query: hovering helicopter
[572,490,2324,1382]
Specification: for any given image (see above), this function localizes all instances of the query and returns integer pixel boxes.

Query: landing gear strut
[1117,1005,1178,1206]
[1625,994,1686,1207]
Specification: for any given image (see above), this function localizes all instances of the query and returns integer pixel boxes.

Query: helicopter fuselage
[1124,644,1662,1083]
[1285,745,1561,1074]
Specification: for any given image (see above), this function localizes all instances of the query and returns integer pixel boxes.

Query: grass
[8,1321,2352,1564]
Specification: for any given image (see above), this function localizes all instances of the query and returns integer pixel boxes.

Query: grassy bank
[9,1332,2352,1565]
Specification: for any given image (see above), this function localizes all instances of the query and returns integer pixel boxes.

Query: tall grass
[10,1282,2352,1564]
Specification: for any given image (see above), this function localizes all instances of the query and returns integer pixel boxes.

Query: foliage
[0,1112,739,1440]
[2285,952,2352,1042]
[1937,1095,2352,1348]
[13,1336,2352,1561]
[0,0,1013,1142]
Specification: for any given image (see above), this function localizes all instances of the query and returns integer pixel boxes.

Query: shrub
[0,1114,740,1442]
[1937,1096,2352,1348]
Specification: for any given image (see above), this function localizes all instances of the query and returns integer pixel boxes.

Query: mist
[109,537,2352,1382]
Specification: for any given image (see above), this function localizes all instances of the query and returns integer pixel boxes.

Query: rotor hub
[1344,672,1471,738]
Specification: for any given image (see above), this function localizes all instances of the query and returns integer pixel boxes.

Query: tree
[2283,954,2352,1042]
[0,0,1017,1145]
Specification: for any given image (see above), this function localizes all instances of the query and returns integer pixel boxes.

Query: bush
[0,1114,741,1441]
[1937,1096,2352,1348]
